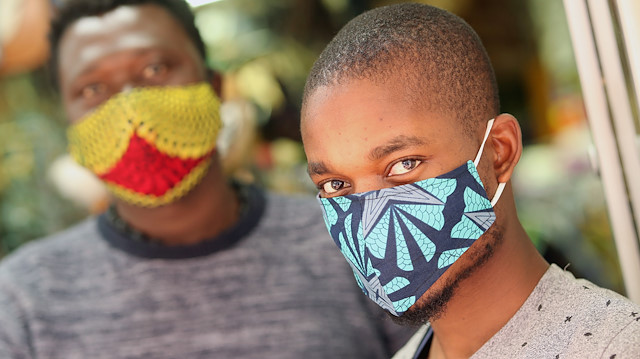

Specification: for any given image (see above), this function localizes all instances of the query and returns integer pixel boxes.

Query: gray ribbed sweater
[0,187,413,358]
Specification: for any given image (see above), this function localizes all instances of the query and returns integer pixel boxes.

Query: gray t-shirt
[393,264,640,358]
[0,186,413,359]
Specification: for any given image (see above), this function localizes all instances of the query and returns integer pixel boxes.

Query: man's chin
[386,225,505,327]
[387,277,456,326]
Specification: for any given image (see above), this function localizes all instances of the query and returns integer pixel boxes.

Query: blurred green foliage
[0,72,86,256]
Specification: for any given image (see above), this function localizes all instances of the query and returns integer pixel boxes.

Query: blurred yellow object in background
[0,0,51,76]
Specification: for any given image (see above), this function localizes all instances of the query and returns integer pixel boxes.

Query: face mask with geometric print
[317,119,505,316]
[67,83,223,207]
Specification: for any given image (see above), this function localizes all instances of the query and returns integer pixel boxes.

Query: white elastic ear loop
[473,118,505,207]
[490,182,506,207]
[473,118,495,167]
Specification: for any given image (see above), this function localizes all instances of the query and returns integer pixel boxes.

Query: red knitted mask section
[99,134,208,197]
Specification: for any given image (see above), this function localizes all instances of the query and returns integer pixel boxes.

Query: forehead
[57,4,198,86]
[302,78,470,165]
[302,78,454,145]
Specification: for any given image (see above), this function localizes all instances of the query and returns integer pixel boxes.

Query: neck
[428,193,549,359]
[113,159,240,246]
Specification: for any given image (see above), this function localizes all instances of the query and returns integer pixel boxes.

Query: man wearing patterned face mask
[302,3,640,359]
[0,0,415,358]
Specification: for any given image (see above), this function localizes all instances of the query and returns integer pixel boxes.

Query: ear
[490,113,522,183]
[206,68,223,98]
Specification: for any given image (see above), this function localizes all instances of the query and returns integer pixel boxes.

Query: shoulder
[564,275,640,358]
[250,191,351,270]
[541,265,640,345]
[474,264,640,358]
[0,217,105,281]
[261,191,325,230]
[602,315,640,357]
[264,191,323,214]
[525,264,639,357]
[543,264,640,319]
[561,270,640,358]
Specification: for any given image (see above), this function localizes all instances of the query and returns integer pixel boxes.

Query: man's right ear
[206,69,223,97]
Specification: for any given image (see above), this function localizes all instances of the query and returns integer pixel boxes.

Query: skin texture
[57,4,238,245]
[301,78,549,358]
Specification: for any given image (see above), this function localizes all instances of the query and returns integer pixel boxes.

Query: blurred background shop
[1,0,639,301]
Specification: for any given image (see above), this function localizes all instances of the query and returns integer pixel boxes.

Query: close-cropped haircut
[303,3,500,136]
[49,0,206,88]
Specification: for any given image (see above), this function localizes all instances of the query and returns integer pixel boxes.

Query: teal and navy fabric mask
[317,119,506,316]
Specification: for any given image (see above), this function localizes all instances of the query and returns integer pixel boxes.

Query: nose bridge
[111,69,137,94]
[352,175,393,194]
[119,83,135,94]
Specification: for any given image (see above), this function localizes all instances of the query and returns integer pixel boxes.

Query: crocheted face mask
[317,119,505,316]
[67,83,223,207]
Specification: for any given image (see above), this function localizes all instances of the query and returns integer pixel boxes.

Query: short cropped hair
[49,0,206,88]
[303,3,500,135]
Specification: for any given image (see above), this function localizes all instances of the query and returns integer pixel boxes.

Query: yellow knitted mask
[67,83,223,207]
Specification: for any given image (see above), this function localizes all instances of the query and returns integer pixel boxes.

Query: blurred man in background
[301,3,640,358]
[0,0,412,357]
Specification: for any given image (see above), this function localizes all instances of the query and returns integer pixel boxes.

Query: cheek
[476,154,497,192]
[164,60,206,85]
[165,71,201,86]
[64,99,88,125]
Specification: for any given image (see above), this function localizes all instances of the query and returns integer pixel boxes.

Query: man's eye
[322,180,346,194]
[388,159,421,176]
[81,83,106,99]
[142,63,168,79]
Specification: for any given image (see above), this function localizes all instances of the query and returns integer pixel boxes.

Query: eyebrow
[308,161,330,176]
[368,135,428,161]
[306,134,428,176]
[69,48,160,87]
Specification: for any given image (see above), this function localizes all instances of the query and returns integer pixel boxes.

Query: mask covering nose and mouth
[318,119,505,316]
[67,83,223,208]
